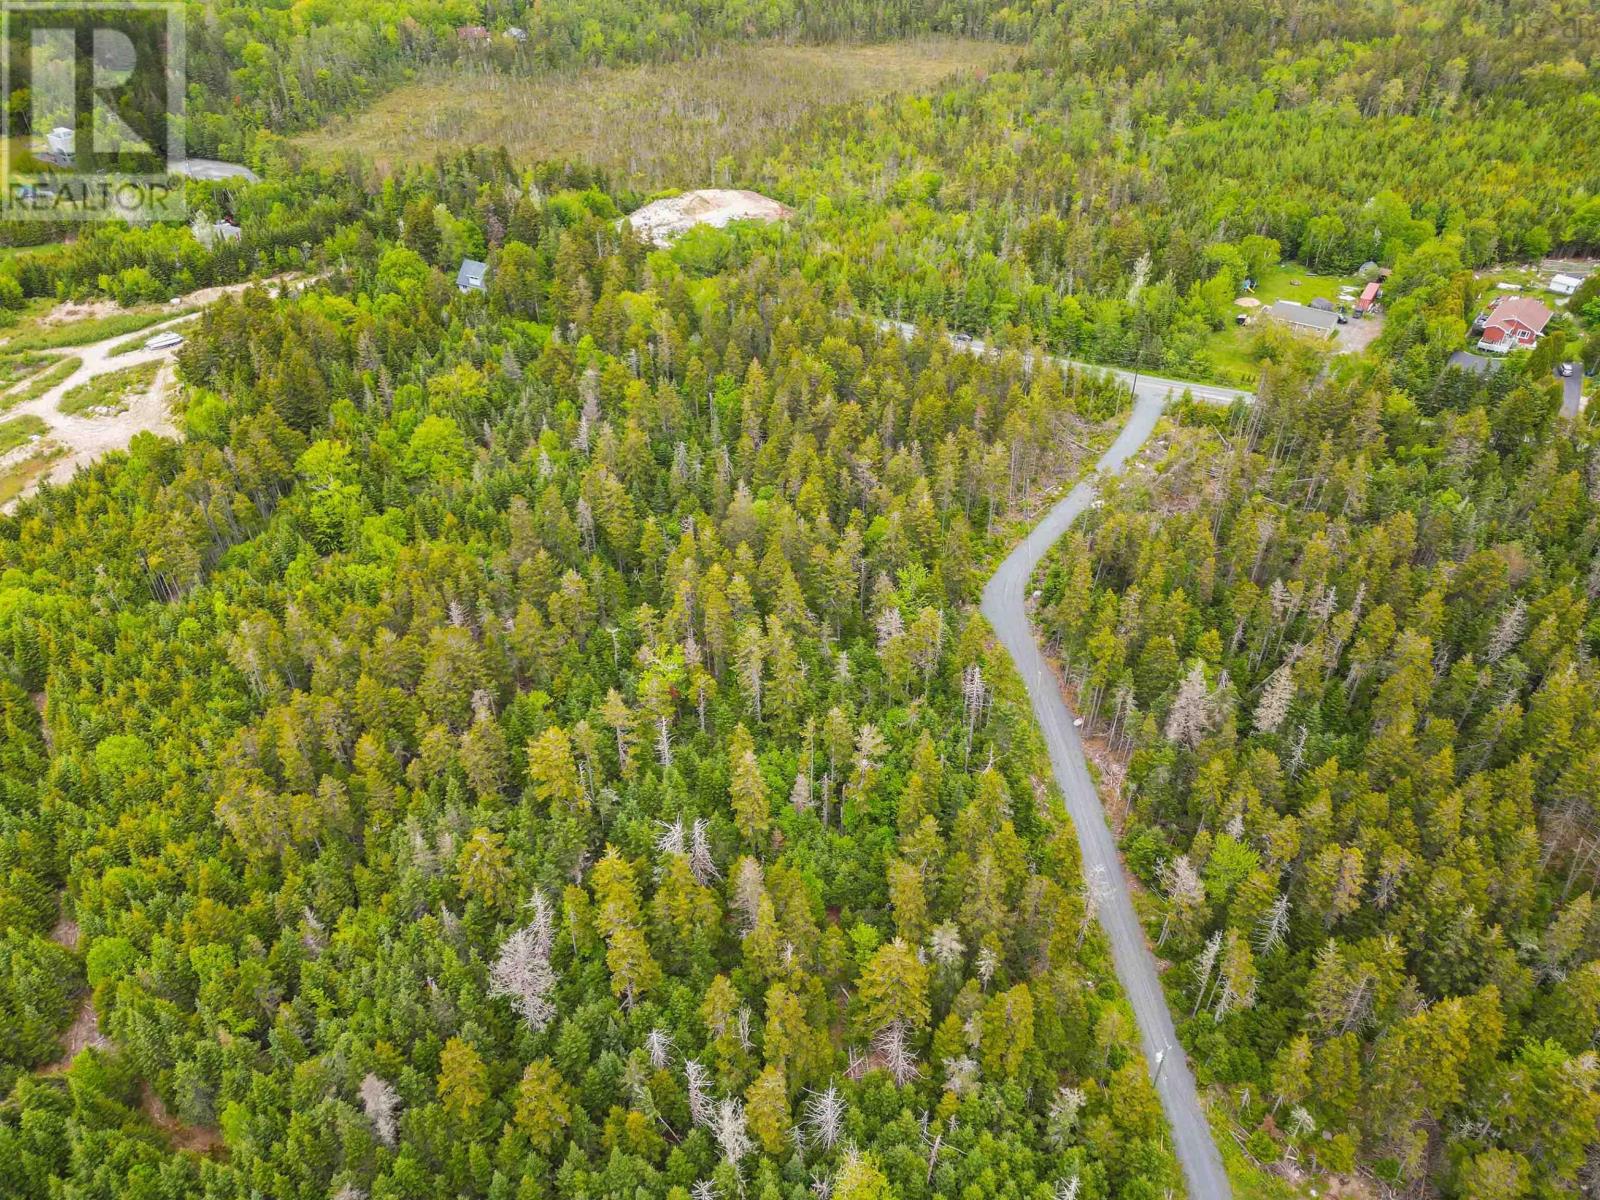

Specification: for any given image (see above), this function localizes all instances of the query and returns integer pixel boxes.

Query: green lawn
[0,243,61,263]
[1197,262,1364,385]
[57,360,159,416]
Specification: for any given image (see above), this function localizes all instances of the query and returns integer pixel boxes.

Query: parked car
[1559,363,1575,378]
[144,331,185,351]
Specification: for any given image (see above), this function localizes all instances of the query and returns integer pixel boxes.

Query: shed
[1550,274,1582,296]
[456,258,488,293]
[1355,281,1381,315]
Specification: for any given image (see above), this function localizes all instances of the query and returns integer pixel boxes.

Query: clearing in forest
[295,40,1009,189]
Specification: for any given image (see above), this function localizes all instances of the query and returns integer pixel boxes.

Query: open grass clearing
[296,39,1010,190]
[58,360,160,416]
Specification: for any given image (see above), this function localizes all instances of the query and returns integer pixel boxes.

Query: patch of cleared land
[296,40,1008,189]
[3,355,80,411]
[1200,262,1366,385]
[0,414,48,455]
[0,351,58,388]
[0,302,192,352]
[58,360,162,416]
[629,189,792,245]
[0,272,313,510]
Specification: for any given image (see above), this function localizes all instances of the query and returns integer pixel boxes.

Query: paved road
[925,328,1248,1199]
[878,317,1247,407]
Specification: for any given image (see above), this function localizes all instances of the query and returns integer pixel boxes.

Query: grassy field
[0,243,60,263]
[58,360,159,416]
[296,40,1009,190]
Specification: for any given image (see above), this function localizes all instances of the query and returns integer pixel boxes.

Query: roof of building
[1447,350,1501,376]
[1484,295,1553,334]
[457,258,488,290]
[1265,299,1339,333]
[1309,297,1337,312]
[1358,281,1381,304]
[1551,273,1583,289]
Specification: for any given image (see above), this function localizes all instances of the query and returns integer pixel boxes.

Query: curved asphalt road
[880,313,1246,1192]
[976,359,1248,1199]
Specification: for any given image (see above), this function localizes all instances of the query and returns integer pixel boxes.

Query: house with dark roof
[456,259,488,293]
[1476,295,1553,353]
[1265,299,1339,335]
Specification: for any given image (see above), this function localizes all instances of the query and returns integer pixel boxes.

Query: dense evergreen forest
[1036,265,1600,1194]
[0,153,1183,1200]
[0,0,1598,1197]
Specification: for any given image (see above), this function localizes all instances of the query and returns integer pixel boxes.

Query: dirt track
[0,274,314,510]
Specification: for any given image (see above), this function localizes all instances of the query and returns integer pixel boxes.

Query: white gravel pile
[627,189,792,246]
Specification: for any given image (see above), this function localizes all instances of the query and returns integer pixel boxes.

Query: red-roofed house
[1477,295,1553,353]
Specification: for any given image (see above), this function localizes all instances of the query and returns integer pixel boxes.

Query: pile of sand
[627,189,792,246]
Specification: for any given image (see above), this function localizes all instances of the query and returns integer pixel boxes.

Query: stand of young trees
[0,153,1179,1200]
[1035,268,1600,1195]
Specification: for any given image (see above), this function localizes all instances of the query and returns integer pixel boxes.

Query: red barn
[1354,280,1380,315]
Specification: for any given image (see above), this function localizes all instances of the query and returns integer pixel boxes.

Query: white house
[1550,273,1582,296]
[45,126,74,159]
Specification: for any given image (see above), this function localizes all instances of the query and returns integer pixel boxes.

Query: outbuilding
[456,259,488,293]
